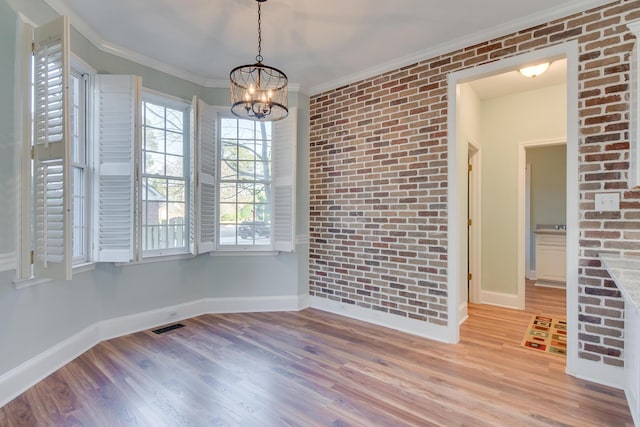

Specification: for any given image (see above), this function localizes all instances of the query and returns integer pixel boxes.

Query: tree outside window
[219,118,272,247]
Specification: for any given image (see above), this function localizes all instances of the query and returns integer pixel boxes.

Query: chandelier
[230,0,288,122]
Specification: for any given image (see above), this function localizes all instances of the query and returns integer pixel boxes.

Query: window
[214,108,297,252]
[20,16,140,280]
[141,96,189,256]
[27,17,93,279]
[18,15,298,283]
[219,117,272,247]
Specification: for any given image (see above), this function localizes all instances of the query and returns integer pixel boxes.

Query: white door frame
[468,142,481,305]
[525,162,533,279]
[446,42,580,378]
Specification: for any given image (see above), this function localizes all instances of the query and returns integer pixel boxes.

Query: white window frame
[69,56,95,268]
[217,113,274,251]
[139,90,191,259]
[213,108,297,254]
[16,17,98,286]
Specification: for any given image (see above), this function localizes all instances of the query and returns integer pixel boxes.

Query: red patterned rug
[521,315,567,357]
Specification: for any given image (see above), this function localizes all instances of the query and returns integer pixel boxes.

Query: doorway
[446,42,580,376]
[521,140,567,292]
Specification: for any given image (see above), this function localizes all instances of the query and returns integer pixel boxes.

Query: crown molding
[43,0,210,85]
[41,0,301,91]
[204,78,231,88]
[43,0,611,95]
[99,42,210,86]
[308,0,614,95]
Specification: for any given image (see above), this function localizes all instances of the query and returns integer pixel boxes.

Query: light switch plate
[594,192,620,212]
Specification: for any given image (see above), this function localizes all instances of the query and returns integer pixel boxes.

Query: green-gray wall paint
[0,0,309,377]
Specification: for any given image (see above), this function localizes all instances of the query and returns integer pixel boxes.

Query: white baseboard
[309,296,453,343]
[534,280,566,289]
[297,293,311,309]
[459,313,469,326]
[0,295,304,408]
[0,323,101,410]
[480,290,523,310]
[97,298,211,342]
[627,389,640,427]
[458,302,468,325]
[1,292,626,410]
[568,356,624,390]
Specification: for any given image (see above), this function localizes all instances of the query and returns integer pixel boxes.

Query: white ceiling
[44,0,603,94]
[469,59,567,100]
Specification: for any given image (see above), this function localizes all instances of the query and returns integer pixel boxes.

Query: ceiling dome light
[519,62,550,78]
[230,0,288,122]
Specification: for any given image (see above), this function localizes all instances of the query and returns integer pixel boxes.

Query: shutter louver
[94,75,140,262]
[272,107,297,252]
[195,100,219,253]
[32,16,72,280]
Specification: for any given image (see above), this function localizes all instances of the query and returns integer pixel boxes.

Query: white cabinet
[535,232,566,286]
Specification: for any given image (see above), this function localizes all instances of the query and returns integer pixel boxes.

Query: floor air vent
[152,323,185,335]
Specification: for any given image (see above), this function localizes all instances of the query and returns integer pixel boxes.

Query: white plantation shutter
[272,108,297,252]
[194,99,220,254]
[93,75,140,262]
[189,97,197,254]
[32,16,72,280]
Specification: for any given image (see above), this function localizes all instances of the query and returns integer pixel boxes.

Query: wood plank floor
[0,283,633,426]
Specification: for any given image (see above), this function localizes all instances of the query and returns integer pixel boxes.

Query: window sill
[115,252,194,267]
[210,250,280,257]
[13,262,96,290]
[13,276,52,290]
[74,261,96,275]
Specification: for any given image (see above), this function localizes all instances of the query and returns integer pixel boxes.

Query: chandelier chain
[256,2,263,63]
[229,0,288,121]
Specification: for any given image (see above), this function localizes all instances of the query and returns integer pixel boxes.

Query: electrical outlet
[594,192,620,212]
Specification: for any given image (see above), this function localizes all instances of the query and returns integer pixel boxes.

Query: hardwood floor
[0,283,633,426]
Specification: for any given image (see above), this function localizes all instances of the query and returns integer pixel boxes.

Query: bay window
[18,15,297,283]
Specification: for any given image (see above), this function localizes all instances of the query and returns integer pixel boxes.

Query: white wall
[0,0,309,379]
[458,83,482,147]
[0,0,18,255]
[479,84,566,295]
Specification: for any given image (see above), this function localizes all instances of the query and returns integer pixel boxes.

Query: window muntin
[141,99,189,255]
[218,117,272,248]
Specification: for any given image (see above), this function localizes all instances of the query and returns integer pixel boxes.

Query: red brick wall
[309,0,640,366]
